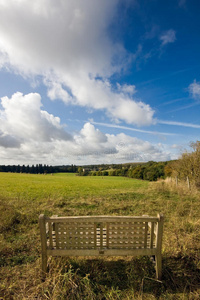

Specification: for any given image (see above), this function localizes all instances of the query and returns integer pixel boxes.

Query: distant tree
[78,167,83,176]
[26,165,30,173]
[171,141,200,187]
[131,165,144,179]
[102,170,108,176]
[21,165,26,173]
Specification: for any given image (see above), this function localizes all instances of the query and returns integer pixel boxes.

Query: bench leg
[42,254,48,276]
[155,254,162,280]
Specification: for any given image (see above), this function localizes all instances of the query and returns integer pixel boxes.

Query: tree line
[0,164,78,174]
[78,161,167,181]
[0,161,167,181]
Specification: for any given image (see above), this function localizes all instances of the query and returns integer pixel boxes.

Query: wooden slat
[109,230,145,234]
[55,223,59,249]
[109,227,145,232]
[109,241,144,246]
[47,248,157,257]
[100,223,103,249]
[109,222,145,226]
[48,222,53,249]
[39,214,48,273]
[144,222,148,248]
[47,216,159,223]
[58,224,94,229]
[150,222,155,248]
[156,214,164,280]
[108,232,145,237]
[106,223,109,248]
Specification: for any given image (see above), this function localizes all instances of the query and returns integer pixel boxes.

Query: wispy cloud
[157,97,189,107]
[167,102,200,113]
[158,120,200,129]
[160,29,176,46]
[90,121,178,136]
[189,80,200,100]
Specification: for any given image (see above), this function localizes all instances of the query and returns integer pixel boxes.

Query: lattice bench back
[39,214,164,279]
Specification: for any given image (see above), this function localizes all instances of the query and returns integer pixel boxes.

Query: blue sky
[0,0,200,165]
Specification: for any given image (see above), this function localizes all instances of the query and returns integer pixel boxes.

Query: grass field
[0,173,199,299]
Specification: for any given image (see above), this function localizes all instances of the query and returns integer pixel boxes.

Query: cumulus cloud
[0,92,171,164]
[80,123,108,144]
[0,132,21,148]
[53,128,171,164]
[0,92,72,145]
[189,80,200,100]
[160,29,176,46]
[0,0,155,126]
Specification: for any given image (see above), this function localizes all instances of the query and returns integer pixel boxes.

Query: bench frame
[39,214,164,280]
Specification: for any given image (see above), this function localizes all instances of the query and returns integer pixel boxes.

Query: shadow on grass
[52,257,160,298]
[162,255,200,295]
[50,254,200,299]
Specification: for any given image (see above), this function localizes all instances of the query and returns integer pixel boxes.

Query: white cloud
[91,121,177,136]
[117,83,136,96]
[189,80,200,100]
[0,92,72,145]
[0,132,21,148]
[111,99,154,126]
[0,92,172,164]
[160,29,176,46]
[0,0,155,126]
[158,119,200,129]
[80,123,108,144]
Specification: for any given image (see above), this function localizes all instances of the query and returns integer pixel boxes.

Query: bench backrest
[39,214,163,254]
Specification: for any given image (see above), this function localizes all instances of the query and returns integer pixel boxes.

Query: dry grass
[0,173,199,299]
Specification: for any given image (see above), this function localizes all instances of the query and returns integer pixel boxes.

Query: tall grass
[0,173,199,299]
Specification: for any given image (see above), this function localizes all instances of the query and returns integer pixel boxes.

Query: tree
[78,167,83,176]
[170,141,200,187]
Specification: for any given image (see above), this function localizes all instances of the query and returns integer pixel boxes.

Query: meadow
[0,173,199,299]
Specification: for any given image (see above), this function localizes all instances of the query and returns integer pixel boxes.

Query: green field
[0,173,199,299]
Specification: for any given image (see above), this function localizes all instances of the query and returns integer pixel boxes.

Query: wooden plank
[55,223,59,249]
[106,223,109,249]
[109,227,145,232]
[155,214,164,280]
[108,238,145,243]
[39,214,48,274]
[47,248,157,257]
[156,215,164,251]
[108,232,145,238]
[48,221,53,249]
[108,231,144,235]
[47,216,159,223]
[100,223,103,249]
[108,222,144,226]
[109,242,145,247]
[57,224,95,229]
[150,222,154,249]
[144,222,148,248]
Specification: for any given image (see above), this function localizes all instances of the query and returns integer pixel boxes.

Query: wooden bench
[39,214,164,280]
